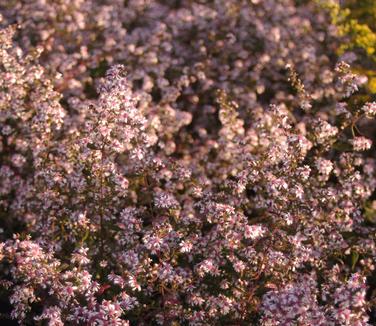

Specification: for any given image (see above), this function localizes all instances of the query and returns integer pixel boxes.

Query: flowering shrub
[0,0,342,139]
[0,1,376,325]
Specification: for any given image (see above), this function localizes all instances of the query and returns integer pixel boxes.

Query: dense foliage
[319,0,376,94]
[0,1,375,325]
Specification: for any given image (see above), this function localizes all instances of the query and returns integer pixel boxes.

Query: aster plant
[0,1,376,326]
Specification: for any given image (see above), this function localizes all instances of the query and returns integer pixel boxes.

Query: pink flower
[351,137,372,151]
[362,102,376,117]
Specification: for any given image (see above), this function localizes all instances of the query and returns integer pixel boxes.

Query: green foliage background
[325,0,376,94]
[332,0,376,95]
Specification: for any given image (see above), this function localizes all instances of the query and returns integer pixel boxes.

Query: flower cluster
[0,0,343,144]
[0,1,376,325]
